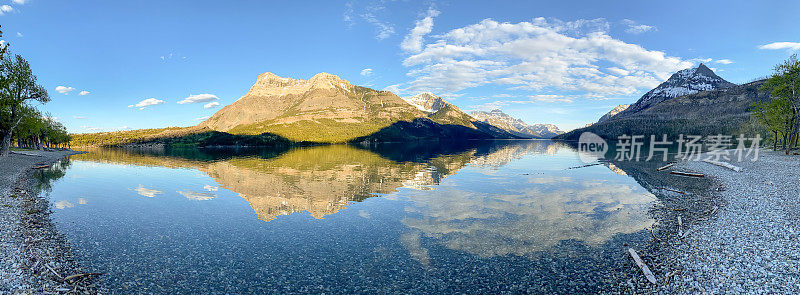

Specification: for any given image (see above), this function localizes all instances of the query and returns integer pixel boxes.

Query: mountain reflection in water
[54,140,659,293]
[72,140,655,252]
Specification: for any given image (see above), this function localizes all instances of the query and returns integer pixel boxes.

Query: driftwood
[565,163,603,170]
[45,264,64,280]
[669,171,705,177]
[32,165,50,169]
[10,151,43,157]
[702,159,742,172]
[64,272,104,281]
[656,163,675,171]
[660,187,687,195]
[628,248,657,284]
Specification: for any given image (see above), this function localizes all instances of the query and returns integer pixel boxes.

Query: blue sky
[2,0,799,133]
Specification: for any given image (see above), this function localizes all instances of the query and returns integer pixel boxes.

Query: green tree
[12,105,45,149]
[761,54,800,154]
[752,96,792,150]
[0,54,50,156]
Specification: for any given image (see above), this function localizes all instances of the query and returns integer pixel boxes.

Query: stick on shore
[669,171,705,177]
[628,248,657,285]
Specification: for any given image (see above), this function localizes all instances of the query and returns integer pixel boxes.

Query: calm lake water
[38,140,659,293]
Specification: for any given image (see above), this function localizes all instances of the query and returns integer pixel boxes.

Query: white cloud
[54,200,74,210]
[203,101,220,109]
[399,18,693,99]
[692,57,734,65]
[758,42,800,51]
[128,98,165,110]
[134,185,162,198]
[384,84,402,94]
[55,86,75,94]
[360,68,373,76]
[79,90,90,96]
[622,19,656,34]
[178,190,216,201]
[204,185,219,191]
[81,126,102,132]
[16,32,22,37]
[714,59,734,65]
[400,6,440,53]
[529,94,574,103]
[73,115,86,119]
[344,0,395,40]
[606,67,629,76]
[11,0,27,4]
[363,13,394,39]
[178,93,218,104]
[0,5,13,14]
[196,116,210,121]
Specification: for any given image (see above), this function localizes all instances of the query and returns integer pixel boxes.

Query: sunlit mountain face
[50,140,659,293]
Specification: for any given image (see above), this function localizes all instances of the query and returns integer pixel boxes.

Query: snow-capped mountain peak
[624,63,734,114]
[469,109,564,138]
[402,92,448,113]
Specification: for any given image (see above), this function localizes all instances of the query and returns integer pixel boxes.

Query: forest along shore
[0,150,103,294]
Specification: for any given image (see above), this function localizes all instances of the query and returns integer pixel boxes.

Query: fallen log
[64,272,104,281]
[32,165,50,169]
[702,159,742,172]
[11,151,43,157]
[656,163,675,171]
[669,171,705,178]
[660,187,687,195]
[628,248,657,285]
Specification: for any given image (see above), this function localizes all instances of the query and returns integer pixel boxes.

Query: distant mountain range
[470,109,564,138]
[558,64,769,140]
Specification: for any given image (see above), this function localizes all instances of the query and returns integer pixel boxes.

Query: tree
[761,54,800,154]
[0,54,50,156]
[752,96,792,150]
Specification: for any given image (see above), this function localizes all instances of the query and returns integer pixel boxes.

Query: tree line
[0,26,68,157]
[753,54,800,153]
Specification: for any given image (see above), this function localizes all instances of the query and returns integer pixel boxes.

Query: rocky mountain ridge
[470,109,564,138]
[621,63,735,116]
[596,104,630,124]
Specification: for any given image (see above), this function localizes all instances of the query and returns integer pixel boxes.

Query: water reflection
[73,141,654,251]
[59,140,662,292]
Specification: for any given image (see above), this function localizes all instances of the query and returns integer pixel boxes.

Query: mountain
[556,65,771,141]
[596,104,630,124]
[470,109,564,138]
[403,92,476,128]
[197,72,515,143]
[621,63,735,116]
[198,72,426,143]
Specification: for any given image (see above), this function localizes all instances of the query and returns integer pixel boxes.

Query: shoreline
[617,150,800,293]
[0,150,102,294]
[3,148,796,293]
[662,150,800,293]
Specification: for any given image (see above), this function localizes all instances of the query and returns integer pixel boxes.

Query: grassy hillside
[227,116,418,143]
[72,127,291,148]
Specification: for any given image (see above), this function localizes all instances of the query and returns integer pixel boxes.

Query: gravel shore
[0,150,100,294]
[663,151,800,293]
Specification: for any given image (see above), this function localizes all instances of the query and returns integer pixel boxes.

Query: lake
[37,140,659,293]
